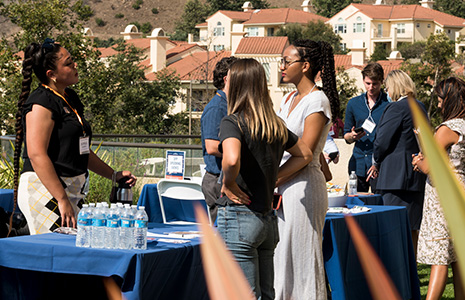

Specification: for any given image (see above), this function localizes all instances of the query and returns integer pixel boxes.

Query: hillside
[0,0,396,41]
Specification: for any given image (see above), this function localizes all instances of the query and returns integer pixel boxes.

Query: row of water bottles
[76,202,148,250]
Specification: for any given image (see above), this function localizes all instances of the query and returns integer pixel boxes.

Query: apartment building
[327,0,465,59]
[195,1,327,52]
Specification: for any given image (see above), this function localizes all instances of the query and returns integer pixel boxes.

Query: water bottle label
[135,220,147,228]
[78,218,91,226]
[121,219,133,228]
[92,219,106,227]
[106,220,119,228]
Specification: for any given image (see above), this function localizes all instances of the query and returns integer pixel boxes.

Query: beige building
[195,1,327,52]
[327,0,465,59]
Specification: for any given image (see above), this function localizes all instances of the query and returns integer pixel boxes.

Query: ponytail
[318,41,340,122]
[292,39,340,122]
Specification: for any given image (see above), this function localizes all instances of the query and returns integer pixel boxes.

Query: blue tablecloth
[0,189,14,212]
[138,186,419,299]
[324,206,420,300]
[346,194,384,206]
[138,183,164,223]
[0,223,208,300]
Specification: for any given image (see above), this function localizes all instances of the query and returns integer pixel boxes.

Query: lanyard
[42,84,86,136]
[364,92,381,123]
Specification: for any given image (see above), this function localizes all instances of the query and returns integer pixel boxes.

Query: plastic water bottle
[348,171,358,195]
[134,206,149,250]
[119,204,135,249]
[91,203,106,248]
[76,204,91,247]
[105,203,120,249]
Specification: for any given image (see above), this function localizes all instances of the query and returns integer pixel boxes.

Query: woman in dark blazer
[367,70,427,254]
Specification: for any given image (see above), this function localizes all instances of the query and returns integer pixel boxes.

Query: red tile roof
[146,50,232,81]
[243,8,328,25]
[166,43,199,59]
[331,55,404,78]
[235,36,289,55]
[350,3,465,27]
[216,10,253,21]
[98,38,151,58]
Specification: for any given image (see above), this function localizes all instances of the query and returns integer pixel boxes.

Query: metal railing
[1,134,204,178]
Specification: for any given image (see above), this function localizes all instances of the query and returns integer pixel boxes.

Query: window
[353,17,365,33]
[246,27,259,36]
[436,29,442,33]
[213,22,224,37]
[214,45,224,51]
[397,23,405,34]
[377,24,383,37]
[340,43,347,52]
[427,24,431,28]
[448,29,451,34]
[334,24,347,34]
[416,23,420,28]
[267,28,274,36]
[261,63,270,83]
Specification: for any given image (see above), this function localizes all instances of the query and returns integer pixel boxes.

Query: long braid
[318,41,340,122]
[293,39,340,122]
[9,44,40,236]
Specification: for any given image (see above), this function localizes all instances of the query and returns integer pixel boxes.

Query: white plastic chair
[157,179,212,225]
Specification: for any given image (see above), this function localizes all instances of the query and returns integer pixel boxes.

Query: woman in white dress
[274,40,340,300]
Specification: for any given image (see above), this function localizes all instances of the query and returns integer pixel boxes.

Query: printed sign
[165,150,185,180]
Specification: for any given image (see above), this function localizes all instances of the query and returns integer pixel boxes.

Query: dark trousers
[201,172,221,224]
[356,176,378,194]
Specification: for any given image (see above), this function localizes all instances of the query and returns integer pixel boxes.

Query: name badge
[362,118,376,133]
[79,136,90,155]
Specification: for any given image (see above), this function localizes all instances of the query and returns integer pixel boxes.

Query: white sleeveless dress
[274,90,331,300]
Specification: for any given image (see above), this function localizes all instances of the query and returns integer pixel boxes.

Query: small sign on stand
[165,150,185,180]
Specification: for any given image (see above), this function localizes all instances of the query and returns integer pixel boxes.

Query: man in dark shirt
[344,62,389,192]
[200,56,237,223]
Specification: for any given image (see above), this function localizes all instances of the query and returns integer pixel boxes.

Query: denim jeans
[217,205,279,300]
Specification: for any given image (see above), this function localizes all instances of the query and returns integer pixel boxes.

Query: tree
[206,0,269,12]
[370,43,388,62]
[0,0,184,135]
[171,0,209,41]
[397,41,426,60]
[401,32,455,126]
[275,21,344,54]
[336,67,359,120]
[313,0,361,18]
[434,0,465,19]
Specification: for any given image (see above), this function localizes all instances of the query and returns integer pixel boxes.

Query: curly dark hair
[213,56,238,90]
[10,40,61,236]
[292,39,340,122]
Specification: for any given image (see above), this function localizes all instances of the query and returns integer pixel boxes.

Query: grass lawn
[417,264,455,299]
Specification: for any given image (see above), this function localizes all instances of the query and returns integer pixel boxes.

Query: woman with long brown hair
[413,77,465,300]
[217,58,312,299]
[13,38,135,235]
[274,39,339,300]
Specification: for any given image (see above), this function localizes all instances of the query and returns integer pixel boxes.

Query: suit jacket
[373,97,427,192]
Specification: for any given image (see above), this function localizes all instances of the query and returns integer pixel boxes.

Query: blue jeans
[217,205,279,300]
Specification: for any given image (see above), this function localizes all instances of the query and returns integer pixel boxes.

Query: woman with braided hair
[13,38,136,235]
[274,39,339,299]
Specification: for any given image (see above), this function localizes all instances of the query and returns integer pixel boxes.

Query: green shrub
[115,13,124,19]
[141,22,153,34]
[151,8,159,14]
[95,18,105,27]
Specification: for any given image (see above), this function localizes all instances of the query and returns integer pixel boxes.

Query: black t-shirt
[22,85,92,177]
[218,114,298,214]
